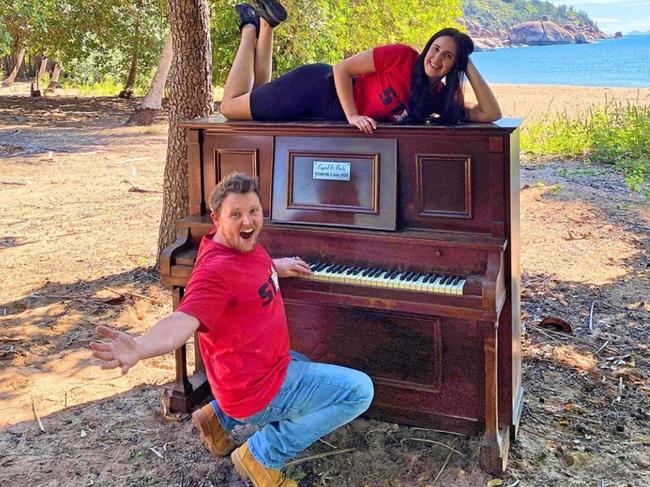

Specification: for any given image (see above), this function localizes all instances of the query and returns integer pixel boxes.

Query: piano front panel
[285,302,484,426]
[272,137,398,230]
[201,134,274,216]
[399,135,503,235]
[417,153,472,219]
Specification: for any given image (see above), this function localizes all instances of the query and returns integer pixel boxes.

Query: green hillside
[462,0,594,30]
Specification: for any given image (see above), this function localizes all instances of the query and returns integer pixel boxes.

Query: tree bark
[126,34,173,125]
[47,63,62,93]
[119,21,141,99]
[157,0,213,257]
[38,56,49,78]
[2,48,26,87]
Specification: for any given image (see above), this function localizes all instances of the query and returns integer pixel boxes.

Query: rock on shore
[458,17,610,51]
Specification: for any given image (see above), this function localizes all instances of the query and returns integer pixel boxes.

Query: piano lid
[180,114,523,134]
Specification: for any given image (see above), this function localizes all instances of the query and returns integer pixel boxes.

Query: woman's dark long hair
[404,28,474,124]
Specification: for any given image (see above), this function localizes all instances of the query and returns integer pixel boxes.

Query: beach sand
[480,83,650,122]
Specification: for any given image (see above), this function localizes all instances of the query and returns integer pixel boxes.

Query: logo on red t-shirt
[257,266,280,307]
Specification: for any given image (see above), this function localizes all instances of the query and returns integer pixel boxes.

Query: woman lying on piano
[219,0,502,134]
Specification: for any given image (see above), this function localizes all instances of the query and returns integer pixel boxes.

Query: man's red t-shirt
[353,44,419,122]
[176,232,290,419]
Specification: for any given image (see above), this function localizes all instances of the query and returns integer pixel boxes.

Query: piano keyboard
[303,262,466,295]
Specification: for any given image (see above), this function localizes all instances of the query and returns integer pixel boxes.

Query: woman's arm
[333,50,378,133]
[464,58,502,123]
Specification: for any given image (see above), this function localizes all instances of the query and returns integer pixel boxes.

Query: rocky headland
[458,17,611,51]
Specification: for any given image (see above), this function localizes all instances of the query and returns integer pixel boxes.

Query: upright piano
[160,116,523,474]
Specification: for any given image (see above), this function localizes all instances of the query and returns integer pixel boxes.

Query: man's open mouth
[240,229,255,240]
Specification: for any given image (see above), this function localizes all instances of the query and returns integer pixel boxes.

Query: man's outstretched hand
[273,256,312,278]
[90,325,141,375]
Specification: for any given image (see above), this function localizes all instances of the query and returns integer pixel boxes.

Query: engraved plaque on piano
[272,137,397,230]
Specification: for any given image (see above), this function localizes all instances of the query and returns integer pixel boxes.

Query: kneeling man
[90,172,374,487]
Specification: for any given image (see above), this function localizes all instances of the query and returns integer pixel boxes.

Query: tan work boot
[231,442,298,487]
[191,403,236,456]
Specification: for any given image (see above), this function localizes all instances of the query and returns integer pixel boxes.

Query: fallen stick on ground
[410,426,465,436]
[317,438,338,449]
[284,448,356,467]
[103,286,159,303]
[400,438,465,456]
[0,180,30,185]
[31,395,45,432]
[432,439,457,484]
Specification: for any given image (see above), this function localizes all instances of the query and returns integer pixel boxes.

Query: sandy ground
[489,84,650,122]
[0,82,649,486]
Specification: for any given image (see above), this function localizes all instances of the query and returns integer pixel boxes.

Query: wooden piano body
[160,116,523,474]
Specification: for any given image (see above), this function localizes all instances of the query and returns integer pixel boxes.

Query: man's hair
[208,172,261,214]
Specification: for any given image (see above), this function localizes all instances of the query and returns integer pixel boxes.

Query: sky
[550,0,650,35]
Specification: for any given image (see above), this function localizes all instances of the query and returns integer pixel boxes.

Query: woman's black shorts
[250,63,347,121]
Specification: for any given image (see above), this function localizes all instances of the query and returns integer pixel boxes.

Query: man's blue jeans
[210,351,374,468]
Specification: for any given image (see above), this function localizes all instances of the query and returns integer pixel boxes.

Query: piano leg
[479,321,510,475]
[162,287,211,414]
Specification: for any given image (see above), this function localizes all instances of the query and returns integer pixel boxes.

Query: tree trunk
[119,21,141,99]
[30,56,49,97]
[126,34,173,125]
[2,48,26,87]
[157,0,213,257]
[47,63,62,93]
[38,56,49,78]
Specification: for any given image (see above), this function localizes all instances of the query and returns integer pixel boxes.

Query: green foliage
[211,0,462,85]
[521,103,650,199]
[64,75,123,96]
[461,0,593,31]
[4,0,461,91]
[1,0,167,87]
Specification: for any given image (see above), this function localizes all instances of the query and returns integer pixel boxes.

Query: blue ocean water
[471,35,650,87]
